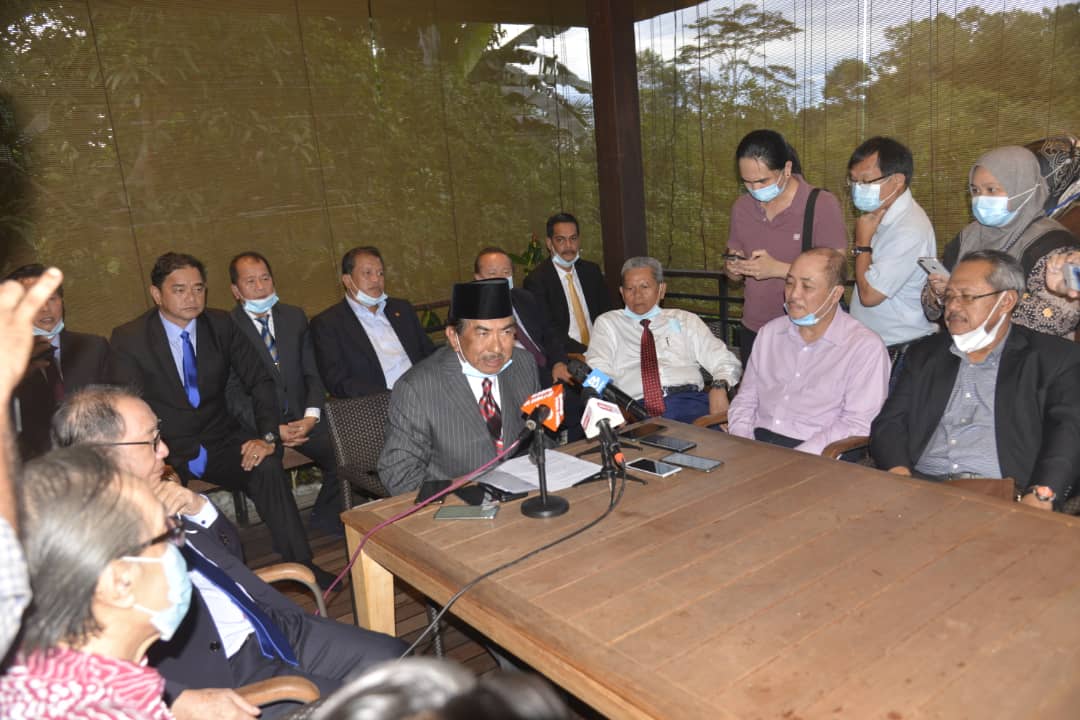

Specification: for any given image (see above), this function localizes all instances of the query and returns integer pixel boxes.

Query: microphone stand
[521,420,569,518]
[574,424,647,488]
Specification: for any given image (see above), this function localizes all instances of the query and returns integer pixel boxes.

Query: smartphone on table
[661,452,723,473]
[626,458,682,478]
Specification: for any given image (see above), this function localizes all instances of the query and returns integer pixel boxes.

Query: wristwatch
[852,246,873,256]
[711,380,730,393]
[262,432,277,445]
[1032,485,1056,502]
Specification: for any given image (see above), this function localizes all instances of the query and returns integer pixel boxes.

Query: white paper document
[480,450,602,493]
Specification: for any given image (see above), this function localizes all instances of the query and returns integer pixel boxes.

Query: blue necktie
[181,544,298,666]
[256,316,286,414]
[180,330,208,478]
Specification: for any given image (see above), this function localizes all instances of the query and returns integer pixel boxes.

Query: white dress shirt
[345,295,412,389]
[586,307,742,399]
[556,264,593,345]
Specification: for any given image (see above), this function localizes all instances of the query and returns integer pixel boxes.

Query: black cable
[401,470,627,658]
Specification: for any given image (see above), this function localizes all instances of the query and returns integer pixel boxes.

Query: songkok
[450,279,513,321]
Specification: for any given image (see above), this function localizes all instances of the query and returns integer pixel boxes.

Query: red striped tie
[640,319,665,417]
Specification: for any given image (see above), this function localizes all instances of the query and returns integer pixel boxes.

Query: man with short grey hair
[871,249,1080,511]
[586,256,741,423]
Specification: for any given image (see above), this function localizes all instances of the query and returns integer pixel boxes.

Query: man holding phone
[846,138,938,370]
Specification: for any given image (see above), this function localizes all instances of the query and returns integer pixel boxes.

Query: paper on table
[481,450,602,493]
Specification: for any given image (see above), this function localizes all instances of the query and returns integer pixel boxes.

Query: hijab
[957,145,1065,260]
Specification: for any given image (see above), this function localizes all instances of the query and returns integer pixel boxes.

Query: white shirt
[243,309,320,421]
[849,189,939,346]
[183,500,255,658]
[586,307,742,399]
[556,264,593,345]
[345,295,412,388]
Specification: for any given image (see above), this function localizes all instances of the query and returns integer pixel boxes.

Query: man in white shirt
[847,136,938,370]
[586,257,742,424]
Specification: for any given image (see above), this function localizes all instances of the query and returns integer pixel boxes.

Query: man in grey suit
[379,279,540,496]
[226,252,343,535]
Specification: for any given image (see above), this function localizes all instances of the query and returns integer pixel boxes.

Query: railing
[663,268,744,345]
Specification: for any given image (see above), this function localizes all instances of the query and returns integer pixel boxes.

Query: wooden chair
[324,393,444,656]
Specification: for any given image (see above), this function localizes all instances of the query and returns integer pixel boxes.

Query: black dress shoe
[305,563,339,592]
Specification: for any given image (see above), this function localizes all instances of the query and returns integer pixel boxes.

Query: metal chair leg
[425,602,444,658]
[233,490,250,525]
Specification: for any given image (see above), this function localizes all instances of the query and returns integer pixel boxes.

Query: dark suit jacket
[148,512,299,702]
[109,308,281,469]
[309,298,435,398]
[523,258,612,354]
[511,287,567,386]
[226,303,325,429]
[13,329,109,460]
[870,325,1080,503]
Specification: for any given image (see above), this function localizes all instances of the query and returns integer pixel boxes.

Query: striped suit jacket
[378,345,540,495]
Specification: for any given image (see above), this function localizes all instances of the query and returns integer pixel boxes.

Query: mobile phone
[638,433,697,453]
[917,257,950,276]
[434,504,499,520]
[1064,263,1080,292]
[626,458,682,478]
[661,452,723,473]
[620,422,665,440]
[722,251,744,260]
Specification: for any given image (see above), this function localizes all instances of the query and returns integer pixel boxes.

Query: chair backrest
[324,392,393,503]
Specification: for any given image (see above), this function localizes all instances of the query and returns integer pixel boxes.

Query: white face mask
[950,292,1007,353]
[551,252,579,269]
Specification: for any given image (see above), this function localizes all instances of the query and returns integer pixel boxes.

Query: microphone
[580,397,626,467]
[520,385,565,432]
[566,358,649,421]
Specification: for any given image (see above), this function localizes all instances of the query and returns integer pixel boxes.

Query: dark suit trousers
[200,436,311,565]
[229,611,407,719]
[292,423,341,520]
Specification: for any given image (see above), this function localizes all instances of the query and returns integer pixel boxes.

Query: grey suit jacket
[378,346,540,495]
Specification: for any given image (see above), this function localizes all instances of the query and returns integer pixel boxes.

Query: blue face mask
[785,288,839,327]
[457,351,512,380]
[852,181,898,213]
[971,186,1036,228]
[622,305,661,322]
[243,292,279,315]
[123,544,192,641]
[749,174,787,203]
[352,288,388,307]
[32,319,64,339]
[551,252,579,269]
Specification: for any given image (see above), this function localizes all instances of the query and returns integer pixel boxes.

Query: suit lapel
[440,349,491,440]
[916,339,961,453]
[542,260,570,328]
[232,305,278,377]
[146,311,188,403]
[340,300,387,387]
[58,329,77,381]
[994,329,1026,476]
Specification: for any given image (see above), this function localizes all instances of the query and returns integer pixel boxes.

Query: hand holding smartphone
[917,257,950,276]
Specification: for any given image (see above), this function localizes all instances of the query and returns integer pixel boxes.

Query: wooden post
[586,0,648,301]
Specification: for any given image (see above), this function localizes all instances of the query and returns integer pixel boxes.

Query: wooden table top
[343,421,1080,719]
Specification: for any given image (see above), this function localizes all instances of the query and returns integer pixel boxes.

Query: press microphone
[580,397,626,467]
[520,384,565,432]
[566,358,649,421]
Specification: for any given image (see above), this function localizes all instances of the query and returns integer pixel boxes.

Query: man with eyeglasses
[871,250,1080,511]
[846,137,938,374]
[52,386,407,720]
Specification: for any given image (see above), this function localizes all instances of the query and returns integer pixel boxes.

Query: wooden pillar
[586,0,647,301]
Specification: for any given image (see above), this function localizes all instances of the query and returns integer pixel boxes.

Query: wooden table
[344,421,1080,719]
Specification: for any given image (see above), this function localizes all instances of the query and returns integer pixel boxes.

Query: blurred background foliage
[1,0,1076,336]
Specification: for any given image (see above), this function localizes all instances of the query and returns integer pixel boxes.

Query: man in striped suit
[378,280,539,497]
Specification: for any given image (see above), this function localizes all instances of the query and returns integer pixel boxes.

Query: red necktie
[640,319,665,417]
[479,378,503,449]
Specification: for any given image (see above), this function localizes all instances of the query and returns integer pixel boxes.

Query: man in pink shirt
[728,249,890,456]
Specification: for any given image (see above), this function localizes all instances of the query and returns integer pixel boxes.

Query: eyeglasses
[941,290,1002,306]
[124,514,185,557]
[97,429,162,454]
[845,174,891,188]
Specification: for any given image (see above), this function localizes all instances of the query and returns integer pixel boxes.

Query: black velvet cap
[449,279,513,321]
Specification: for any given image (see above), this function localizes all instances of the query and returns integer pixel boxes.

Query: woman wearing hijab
[922,145,1080,337]
[0,447,189,719]
[725,129,848,363]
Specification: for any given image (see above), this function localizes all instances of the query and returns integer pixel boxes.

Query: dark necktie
[640,319,665,417]
[180,330,208,477]
[181,544,298,666]
[43,353,64,404]
[479,378,503,449]
[515,322,547,369]
[256,316,280,366]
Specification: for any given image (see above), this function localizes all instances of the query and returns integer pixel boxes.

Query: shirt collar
[160,313,197,341]
[879,188,913,229]
[345,293,386,317]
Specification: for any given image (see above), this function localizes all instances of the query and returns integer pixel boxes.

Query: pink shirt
[0,648,174,720]
[727,177,847,331]
[728,309,890,454]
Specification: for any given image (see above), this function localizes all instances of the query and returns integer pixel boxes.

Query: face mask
[123,544,192,641]
[457,351,512,380]
[785,288,839,327]
[351,288,388,307]
[32,319,64,339]
[971,185,1036,228]
[852,181,898,213]
[749,174,786,203]
[551,252,579,269]
[243,292,279,315]
[950,292,1007,353]
[622,305,661,322]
